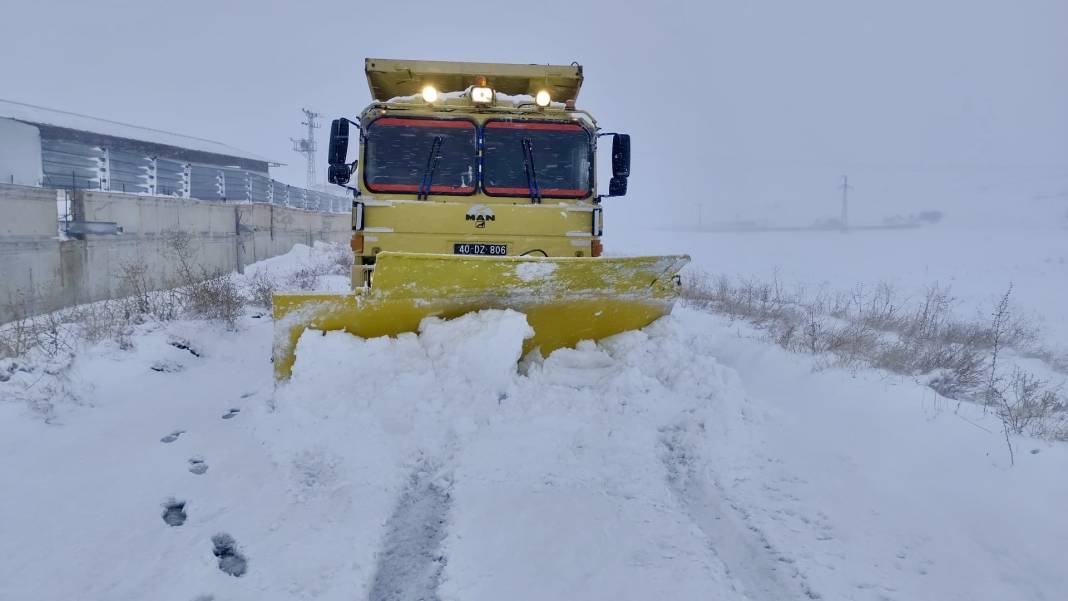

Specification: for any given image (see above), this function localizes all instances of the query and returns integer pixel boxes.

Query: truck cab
[327,59,630,287]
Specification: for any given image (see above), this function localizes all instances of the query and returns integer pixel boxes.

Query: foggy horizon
[2,0,1065,228]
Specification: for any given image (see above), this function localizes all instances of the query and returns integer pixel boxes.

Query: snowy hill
[1,243,1067,601]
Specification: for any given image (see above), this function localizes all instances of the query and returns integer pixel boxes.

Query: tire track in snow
[368,455,452,601]
[659,421,820,600]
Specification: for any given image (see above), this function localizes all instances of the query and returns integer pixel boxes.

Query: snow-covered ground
[2,242,1067,601]
[623,222,1068,345]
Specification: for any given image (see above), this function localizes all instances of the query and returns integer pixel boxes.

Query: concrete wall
[0,183,349,323]
[0,119,43,186]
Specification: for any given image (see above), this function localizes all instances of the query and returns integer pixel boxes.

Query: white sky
[2,0,1066,227]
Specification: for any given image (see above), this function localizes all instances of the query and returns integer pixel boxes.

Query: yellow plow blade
[272,252,690,380]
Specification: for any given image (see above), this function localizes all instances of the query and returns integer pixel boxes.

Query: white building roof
[0,98,274,164]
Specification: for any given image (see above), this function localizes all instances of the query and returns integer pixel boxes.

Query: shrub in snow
[682,271,1067,443]
[246,270,278,309]
[281,245,353,292]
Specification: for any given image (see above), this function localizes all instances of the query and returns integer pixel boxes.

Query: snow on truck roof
[0,98,274,164]
[365,58,583,103]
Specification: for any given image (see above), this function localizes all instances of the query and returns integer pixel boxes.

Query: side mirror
[328,163,353,185]
[608,176,628,197]
[327,119,351,185]
[328,119,349,164]
[611,133,630,178]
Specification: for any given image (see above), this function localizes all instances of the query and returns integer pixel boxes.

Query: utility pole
[291,108,321,189]
[839,175,853,231]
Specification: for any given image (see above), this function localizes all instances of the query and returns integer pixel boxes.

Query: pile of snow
[242,240,353,294]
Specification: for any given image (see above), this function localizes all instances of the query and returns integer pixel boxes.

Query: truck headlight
[471,86,494,104]
[535,90,551,107]
[421,85,439,103]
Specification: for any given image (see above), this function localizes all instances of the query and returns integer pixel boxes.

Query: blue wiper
[521,138,542,204]
[418,135,444,200]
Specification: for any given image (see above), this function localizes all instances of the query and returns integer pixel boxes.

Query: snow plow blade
[272,252,690,380]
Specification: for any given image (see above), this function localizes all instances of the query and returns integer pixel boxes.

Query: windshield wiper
[417,135,444,200]
[521,138,542,204]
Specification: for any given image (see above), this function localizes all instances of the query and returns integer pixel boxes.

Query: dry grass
[683,271,1067,443]
[284,244,353,292]
[246,270,278,310]
[164,230,246,329]
[2,239,354,362]
[1,295,130,363]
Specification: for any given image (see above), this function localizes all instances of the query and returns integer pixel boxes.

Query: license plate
[454,243,507,256]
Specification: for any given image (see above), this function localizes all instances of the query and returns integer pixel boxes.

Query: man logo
[465,204,495,229]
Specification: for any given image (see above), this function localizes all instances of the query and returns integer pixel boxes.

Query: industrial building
[0,98,344,212]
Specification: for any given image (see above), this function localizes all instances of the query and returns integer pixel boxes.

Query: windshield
[482,121,592,198]
[363,118,477,194]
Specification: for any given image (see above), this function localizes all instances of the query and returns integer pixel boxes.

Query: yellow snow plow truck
[273,58,689,379]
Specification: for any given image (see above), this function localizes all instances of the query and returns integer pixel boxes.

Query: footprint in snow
[188,458,209,475]
[211,533,248,577]
[168,340,201,357]
[150,360,184,373]
[162,499,187,527]
[221,408,240,420]
[161,430,185,443]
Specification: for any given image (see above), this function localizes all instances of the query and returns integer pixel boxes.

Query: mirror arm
[341,117,365,145]
[339,117,362,134]
[339,118,360,170]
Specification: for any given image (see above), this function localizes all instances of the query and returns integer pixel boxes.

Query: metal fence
[37,137,348,213]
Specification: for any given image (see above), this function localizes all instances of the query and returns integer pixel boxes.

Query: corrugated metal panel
[1,98,272,164]
[31,128,348,212]
[292,187,308,210]
[249,173,270,203]
[221,168,250,202]
[40,138,104,189]
[156,159,188,197]
[107,148,152,194]
[190,165,223,200]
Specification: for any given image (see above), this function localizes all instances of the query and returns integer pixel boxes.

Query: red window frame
[481,120,593,199]
[362,117,478,195]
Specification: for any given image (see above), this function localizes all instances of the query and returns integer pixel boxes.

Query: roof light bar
[471,86,494,104]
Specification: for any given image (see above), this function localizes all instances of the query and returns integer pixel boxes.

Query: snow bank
[285,309,531,409]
